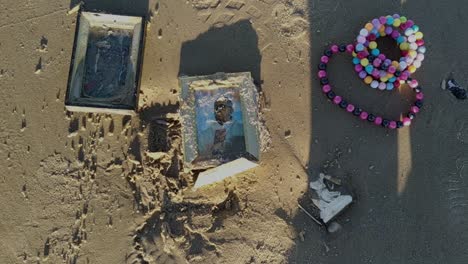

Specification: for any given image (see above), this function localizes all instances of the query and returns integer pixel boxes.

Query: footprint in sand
[35,57,42,74]
[154,2,160,15]
[245,5,262,18]
[226,0,245,10]
[157,28,163,39]
[191,0,262,26]
[457,158,468,180]
[41,97,49,111]
[99,126,105,141]
[454,158,468,252]
[190,0,220,10]
[81,116,87,131]
[445,158,468,227]
[21,119,26,132]
[271,3,308,39]
[212,12,235,27]
[108,119,115,136]
[68,117,79,135]
[280,17,308,39]
[20,109,26,132]
[39,36,48,52]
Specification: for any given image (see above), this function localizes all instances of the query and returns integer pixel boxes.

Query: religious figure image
[194,88,246,160]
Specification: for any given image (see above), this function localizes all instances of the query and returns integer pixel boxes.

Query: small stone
[327,221,342,233]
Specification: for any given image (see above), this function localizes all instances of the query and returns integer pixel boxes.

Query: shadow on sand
[179,20,262,88]
[288,1,468,263]
[70,0,150,17]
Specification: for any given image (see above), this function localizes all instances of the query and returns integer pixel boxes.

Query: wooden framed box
[66,11,145,115]
[179,72,261,188]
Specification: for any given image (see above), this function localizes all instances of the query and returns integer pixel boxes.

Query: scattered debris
[322,173,341,185]
[298,203,323,226]
[442,77,467,100]
[322,242,330,252]
[67,2,82,15]
[193,158,257,189]
[298,230,305,242]
[309,173,352,223]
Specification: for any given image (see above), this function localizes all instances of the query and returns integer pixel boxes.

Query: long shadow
[179,20,262,87]
[287,1,459,263]
[288,1,468,263]
[403,1,468,263]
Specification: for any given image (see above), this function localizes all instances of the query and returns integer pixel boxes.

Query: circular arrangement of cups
[318,44,424,129]
[352,14,426,91]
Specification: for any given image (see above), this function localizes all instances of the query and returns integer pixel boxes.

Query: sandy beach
[0,0,467,263]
